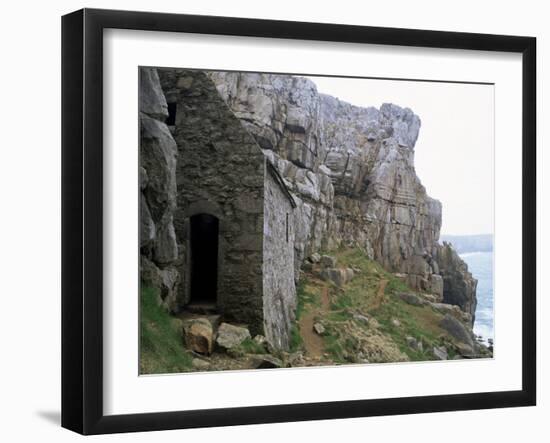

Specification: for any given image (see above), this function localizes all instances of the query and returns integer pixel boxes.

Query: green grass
[231,337,266,355]
[295,280,320,320]
[289,324,304,353]
[296,247,457,363]
[370,274,451,360]
[323,331,346,363]
[140,286,193,374]
[384,277,410,294]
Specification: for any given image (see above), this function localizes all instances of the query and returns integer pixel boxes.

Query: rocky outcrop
[437,242,478,324]
[139,68,180,312]
[208,71,475,318]
[439,314,475,348]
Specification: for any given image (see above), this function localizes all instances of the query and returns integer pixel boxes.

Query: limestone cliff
[139,68,477,328]
[208,71,475,318]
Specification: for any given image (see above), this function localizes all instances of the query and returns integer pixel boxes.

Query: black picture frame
[61,8,536,435]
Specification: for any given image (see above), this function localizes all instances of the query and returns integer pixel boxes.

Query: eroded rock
[313,323,325,335]
[398,292,425,306]
[251,354,283,369]
[216,323,251,350]
[320,255,337,268]
[440,314,475,348]
[433,346,448,360]
[183,318,214,354]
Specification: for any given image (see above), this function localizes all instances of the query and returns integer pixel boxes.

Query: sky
[306,75,494,236]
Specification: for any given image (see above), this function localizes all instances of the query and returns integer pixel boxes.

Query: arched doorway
[189,213,219,305]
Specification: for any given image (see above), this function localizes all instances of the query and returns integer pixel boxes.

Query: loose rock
[216,323,251,350]
[320,255,337,268]
[309,253,321,263]
[251,354,284,369]
[433,346,448,360]
[182,318,214,354]
[353,313,370,325]
[313,322,326,335]
[439,314,475,348]
[398,292,425,306]
[192,358,211,371]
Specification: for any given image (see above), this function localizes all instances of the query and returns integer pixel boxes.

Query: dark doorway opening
[166,102,177,126]
[190,213,219,305]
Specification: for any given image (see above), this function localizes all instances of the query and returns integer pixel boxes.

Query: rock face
[208,71,476,321]
[139,68,180,312]
[437,242,478,324]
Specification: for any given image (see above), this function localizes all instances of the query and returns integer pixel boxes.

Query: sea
[459,251,494,345]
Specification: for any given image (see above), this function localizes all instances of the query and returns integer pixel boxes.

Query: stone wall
[139,68,180,312]
[158,69,267,335]
[262,163,297,350]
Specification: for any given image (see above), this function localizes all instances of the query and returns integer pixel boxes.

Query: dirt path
[299,286,330,359]
[370,279,388,310]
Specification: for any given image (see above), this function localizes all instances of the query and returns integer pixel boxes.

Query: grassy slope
[140,286,193,374]
[296,248,457,363]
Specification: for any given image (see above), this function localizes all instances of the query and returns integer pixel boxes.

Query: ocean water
[459,251,494,345]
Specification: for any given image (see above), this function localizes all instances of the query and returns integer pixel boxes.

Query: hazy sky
[306,76,494,236]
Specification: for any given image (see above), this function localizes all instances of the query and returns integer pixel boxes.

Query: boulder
[455,342,475,357]
[182,318,214,354]
[216,323,251,350]
[287,352,305,367]
[430,302,462,316]
[309,253,321,263]
[419,293,439,303]
[192,358,210,371]
[433,346,448,360]
[321,267,354,287]
[320,255,337,268]
[353,313,370,325]
[406,336,418,350]
[251,354,283,369]
[313,323,325,335]
[398,292,425,306]
[439,314,475,348]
